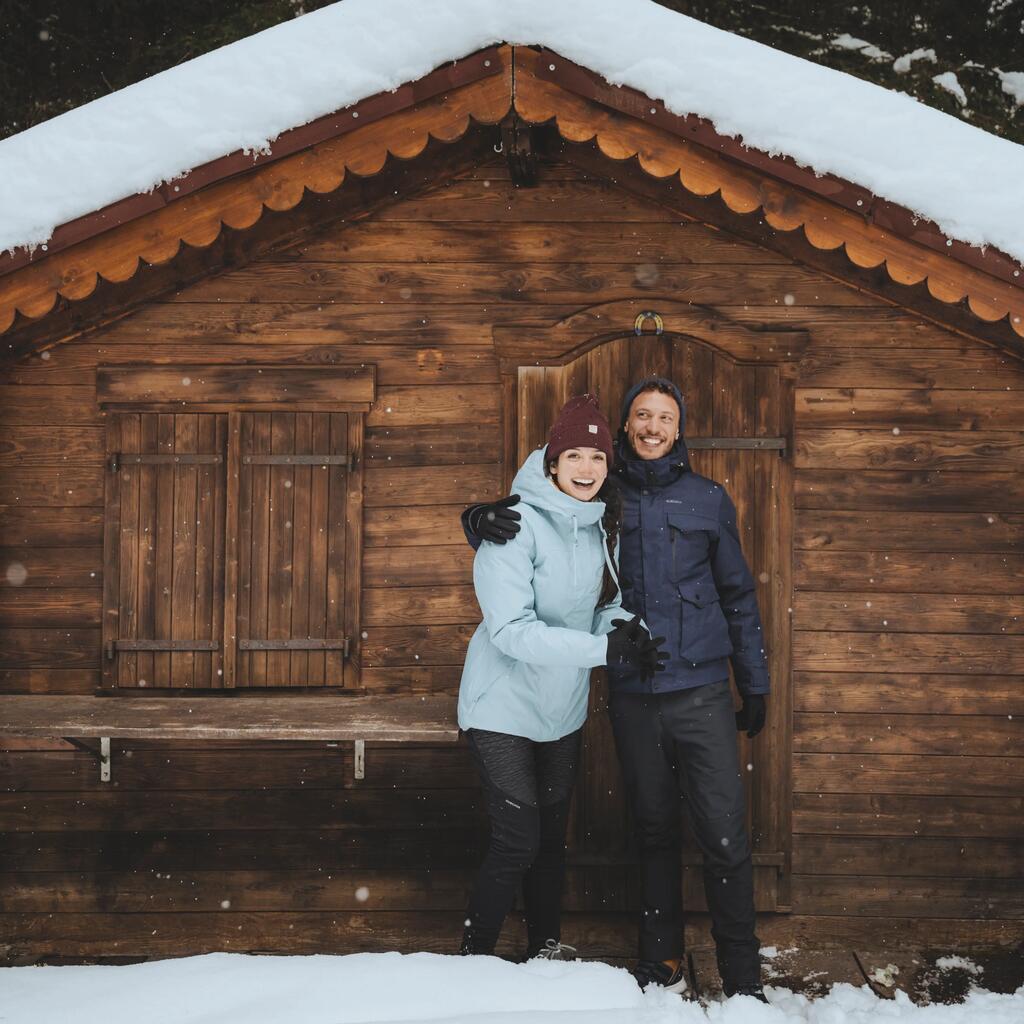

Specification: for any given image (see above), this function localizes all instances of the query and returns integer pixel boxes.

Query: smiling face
[625,388,680,461]
[549,446,609,501]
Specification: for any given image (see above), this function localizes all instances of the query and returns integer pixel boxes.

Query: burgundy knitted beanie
[546,394,614,465]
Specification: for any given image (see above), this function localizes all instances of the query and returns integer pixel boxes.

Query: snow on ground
[0,0,1023,268]
[1,952,1022,1024]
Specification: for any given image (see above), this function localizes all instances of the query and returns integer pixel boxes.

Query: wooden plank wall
[1,155,1021,959]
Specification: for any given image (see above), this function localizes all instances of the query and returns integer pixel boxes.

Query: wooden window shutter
[102,412,227,688]
[229,411,363,688]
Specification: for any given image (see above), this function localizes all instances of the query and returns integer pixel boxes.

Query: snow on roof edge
[1,0,1023,270]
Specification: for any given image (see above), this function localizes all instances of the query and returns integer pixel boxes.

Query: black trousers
[608,679,760,988]
[462,727,581,957]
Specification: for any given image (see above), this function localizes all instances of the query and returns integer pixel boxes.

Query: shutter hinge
[347,450,357,473]
[108,452,120,473]
[343,636,352,660]
[104,640,116,662]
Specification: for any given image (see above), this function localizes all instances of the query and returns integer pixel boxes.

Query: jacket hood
[512,448,607,527]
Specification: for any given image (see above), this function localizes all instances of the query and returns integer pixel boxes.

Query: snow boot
[723,983,769,1003]
[631,959,690,996]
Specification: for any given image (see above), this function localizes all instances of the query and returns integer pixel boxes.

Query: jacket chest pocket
[678,581,733,665]
[667,513,718,582]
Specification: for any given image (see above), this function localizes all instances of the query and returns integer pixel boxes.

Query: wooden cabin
[1,42,1021,963]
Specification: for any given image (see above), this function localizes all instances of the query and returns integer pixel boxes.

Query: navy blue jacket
[610,433,769,698]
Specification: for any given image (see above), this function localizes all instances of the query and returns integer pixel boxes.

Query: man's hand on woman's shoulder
[465,495,523,544]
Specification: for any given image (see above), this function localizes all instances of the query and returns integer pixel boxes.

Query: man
[463,377,770,1001]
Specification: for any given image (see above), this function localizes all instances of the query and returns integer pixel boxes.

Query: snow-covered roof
[1,0,1023,270]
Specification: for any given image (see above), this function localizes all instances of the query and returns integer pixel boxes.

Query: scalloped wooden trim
[0,67,512,334]
[514,49,1024,341]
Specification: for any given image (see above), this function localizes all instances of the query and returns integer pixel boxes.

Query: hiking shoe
[632,959,689,995]
[531,939,578,961]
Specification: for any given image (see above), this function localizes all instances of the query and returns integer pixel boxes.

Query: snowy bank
[0,0,1023,267]
[1,951,1023,1024]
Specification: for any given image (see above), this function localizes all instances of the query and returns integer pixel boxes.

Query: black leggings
[461,727,582,957]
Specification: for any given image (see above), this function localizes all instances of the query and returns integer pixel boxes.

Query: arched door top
[492,299,810,372]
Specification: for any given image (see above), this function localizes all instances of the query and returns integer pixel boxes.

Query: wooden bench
[0,694,459,781]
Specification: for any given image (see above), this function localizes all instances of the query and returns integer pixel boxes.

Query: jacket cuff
[461,505,484,551]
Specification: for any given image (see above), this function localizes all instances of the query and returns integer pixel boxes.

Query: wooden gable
[0,46,1022,364]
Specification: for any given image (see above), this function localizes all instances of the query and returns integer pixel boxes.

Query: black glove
[606,615,669,682]
[735,694,767,738]
[466,495,522,544]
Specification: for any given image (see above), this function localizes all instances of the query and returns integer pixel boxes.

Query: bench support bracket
[100,737,111,782]
[62,736,112,782]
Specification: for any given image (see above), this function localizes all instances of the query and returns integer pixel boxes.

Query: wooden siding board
[794,671,1024,716]
[794,712,1021,757]
[796,388,1024,429]
[795,551,1024,593]
[793,752,1024,797]
[796,509,1024,553]
[793,793,1024,839]
[795,469,1024,512]
[0,507,103,548]
[793,835,1024,878]
[96,363,374,407]
[174,262,876,308]
[794,591,1024,634]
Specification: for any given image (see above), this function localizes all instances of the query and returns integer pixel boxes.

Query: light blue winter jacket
[457,448,626,742]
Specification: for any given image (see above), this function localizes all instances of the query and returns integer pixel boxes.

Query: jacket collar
[614,433,690,489]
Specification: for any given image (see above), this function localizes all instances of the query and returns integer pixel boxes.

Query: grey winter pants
[608,679,760,988]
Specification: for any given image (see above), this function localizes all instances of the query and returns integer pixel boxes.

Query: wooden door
[514,333,793,912]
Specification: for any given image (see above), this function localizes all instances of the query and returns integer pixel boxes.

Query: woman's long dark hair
[597,476,622,608]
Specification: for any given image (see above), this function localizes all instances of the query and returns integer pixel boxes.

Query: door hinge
[104,639,116,661]
[108,452,120,473]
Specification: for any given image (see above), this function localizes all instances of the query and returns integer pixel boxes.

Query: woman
[458,394,666,960]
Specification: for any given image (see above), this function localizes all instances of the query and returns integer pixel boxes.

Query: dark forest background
[0,0,1021,143]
